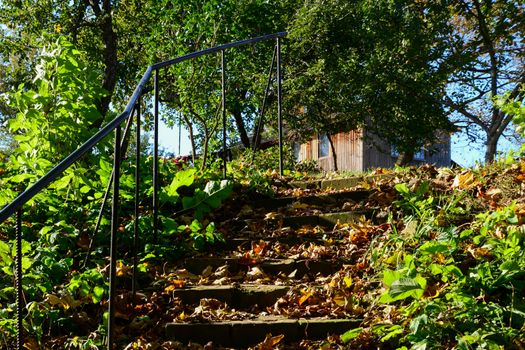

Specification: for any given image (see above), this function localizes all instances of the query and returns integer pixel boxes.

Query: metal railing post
[15,209,23,350]
[252,45,277,156]
[107,125,121,350]
[221,50,227,179]
[277,37,283,176]
[83,113,135,268]
[153,69,159,243]
[132,100,141,301]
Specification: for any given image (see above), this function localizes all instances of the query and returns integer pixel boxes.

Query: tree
[285,0,455,166]
[444,0,524,162]
[141,0,291,165]
[0,0,129,125]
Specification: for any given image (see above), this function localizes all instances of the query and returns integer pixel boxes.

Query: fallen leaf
[255,333,285,350]
[452,172,478,189]
[23,338,39,350]
[344,276,353,288]
[116,260,129,277]
[252,240,268,255]
[45,294,70,310]
[164,279,186,293]
[298,290,313,306]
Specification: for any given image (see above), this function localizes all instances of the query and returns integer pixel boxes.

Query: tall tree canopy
[286,0,456,164]
[1,0,523,165]
[444,0,525,162]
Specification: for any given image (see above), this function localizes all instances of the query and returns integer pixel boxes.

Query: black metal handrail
[0,31,287,350]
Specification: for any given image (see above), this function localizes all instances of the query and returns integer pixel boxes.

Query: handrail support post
[153,69,160,243]
[15,209,23,350]
[277,37,283,176]
[107,125,121,350]
[221,50,227,179]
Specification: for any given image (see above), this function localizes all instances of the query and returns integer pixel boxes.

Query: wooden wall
[298,130,363,172]
[298,129,451,172]
[362,129,451,169]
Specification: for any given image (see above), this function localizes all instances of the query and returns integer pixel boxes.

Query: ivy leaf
[389,277,426,301]
[341,328,363,343]
[92,285,105,304]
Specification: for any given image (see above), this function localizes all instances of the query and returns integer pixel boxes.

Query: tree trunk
[182,114,197,164]
[232,109,251,149]
[485,131,498,163]
[87,0,118,127]
[326,133,338,171]
[396,151,414,166]
[201,128,209,170]
[98,11,118,119]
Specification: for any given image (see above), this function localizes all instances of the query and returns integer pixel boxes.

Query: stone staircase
[154,178,384,348]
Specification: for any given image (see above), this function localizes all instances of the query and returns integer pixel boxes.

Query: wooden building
[296,128,451,172]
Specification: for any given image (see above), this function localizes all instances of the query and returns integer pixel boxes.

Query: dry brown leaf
[252,240,268,255]
[23,338,39,350]
[452,172,478,189]
[201,265,213,277]
[298,290,313,306]
[116,260,130,277]
[255,333,285,350]
[45,294,70,310]
[164,279,186,293]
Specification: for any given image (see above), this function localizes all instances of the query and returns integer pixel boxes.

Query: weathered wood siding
[299,130,363,172]
[363,129,451,169]
[299,128,451,171]
[362,130,395,169]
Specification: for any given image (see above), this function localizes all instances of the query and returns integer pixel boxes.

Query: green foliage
[5,37,105,162]
[495,91,525,154]
[0,37,107,208]
[286,0,454,154]
[294,159,321,174]
[368,182,525,348]
[182,180,234,220]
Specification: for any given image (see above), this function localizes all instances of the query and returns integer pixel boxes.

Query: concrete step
[182,257,349,278]
[165,316,361,347]
[253,190,370,210]
[221,236,348,251]
[290,174,394,190]
[282,210,369,229]
[170,284,289,308]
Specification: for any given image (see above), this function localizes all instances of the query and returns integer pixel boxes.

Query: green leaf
[380,325,403,342]
[341,328,363,343]
[395,183,410,195]
[166,168,196,198]
[409,314,428,334]
[9,173,34,183]
[0,241,12,266]
[389,277,425,300]
[162,217,178,235]
[418,241,449,255]
[182,196,196,209]
[202,179,233,209]
[383,269,404,287]
[92,285,105,304]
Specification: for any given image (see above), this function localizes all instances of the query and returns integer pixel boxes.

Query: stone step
[221,236,342,250]
[254,190,370,209]
[165,316,361,347]
[182,257,348,278]
[170,284,289,308]
[282,210,369,229]
[290,174,394,190]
